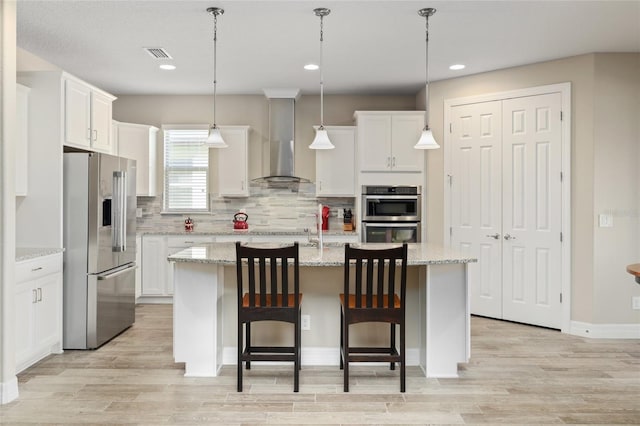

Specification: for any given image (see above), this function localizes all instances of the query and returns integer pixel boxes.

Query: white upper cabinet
[90,91,114,153]
[63,74,115,153]
[16,84,30,196]
[217,126,250,197]
[355,111,424,172]
[115,121,159,196]
[315,126,357,197]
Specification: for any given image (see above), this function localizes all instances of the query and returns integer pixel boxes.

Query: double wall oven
[361,185,421,243]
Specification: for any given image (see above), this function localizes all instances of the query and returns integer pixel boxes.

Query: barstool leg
[390,323,396,370]
[237,321,243,392]
[339,307,344,370]
[245,322,251,370]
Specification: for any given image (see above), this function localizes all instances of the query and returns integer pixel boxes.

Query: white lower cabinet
[15,253,63,373]
[140,235,214,301]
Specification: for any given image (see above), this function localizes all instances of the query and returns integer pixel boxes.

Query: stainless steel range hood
[253,91,309,184]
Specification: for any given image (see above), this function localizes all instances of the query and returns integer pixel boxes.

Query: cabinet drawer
[166,236,213,249]
[16,254,62,283]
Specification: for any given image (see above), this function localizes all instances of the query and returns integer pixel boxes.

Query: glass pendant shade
[309,128,334,149]
[205,126,227,148]
[414,128,439,149]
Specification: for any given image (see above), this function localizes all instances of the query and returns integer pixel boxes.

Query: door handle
[32,289,38,303]
[386,157,391,168]
[486,233,500,240]
[37,287,42,302]
[93,129,98,142]
[504,234,516,240]
[392,157,396,167]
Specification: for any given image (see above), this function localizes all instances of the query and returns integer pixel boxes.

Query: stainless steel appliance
[63,152,137,349]
[361,185,421,243]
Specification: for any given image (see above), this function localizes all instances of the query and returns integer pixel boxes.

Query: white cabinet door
[218,126,250,197]
[64,78,91,149]
[391,114,424,172]
[358,114,392,172]
[15,282,36,369]
[34,273,62,351]
[116,122,158,196]
[16,84,30,196]
[315,126,356,197]
[90,91,114,153]
[141,236,167,296]
[135,234,142,300]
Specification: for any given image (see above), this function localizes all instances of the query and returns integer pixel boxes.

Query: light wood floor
[1,304,639,425]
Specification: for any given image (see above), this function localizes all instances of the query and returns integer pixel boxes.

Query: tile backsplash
[136,182,355,233]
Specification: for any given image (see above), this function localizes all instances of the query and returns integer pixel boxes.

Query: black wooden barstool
[235,242,302,392]
[340,243,408,392]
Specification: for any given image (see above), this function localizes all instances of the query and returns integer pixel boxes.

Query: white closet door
[450,101,503,318]
[502,93,562,328]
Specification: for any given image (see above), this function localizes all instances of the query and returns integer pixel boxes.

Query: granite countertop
[168,242,477,266]
[139,229,358,237]
[16,247,65,262]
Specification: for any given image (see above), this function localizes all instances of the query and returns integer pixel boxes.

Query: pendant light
[309,7,334,150]
[414,7,440,150]
[205,7,227,148]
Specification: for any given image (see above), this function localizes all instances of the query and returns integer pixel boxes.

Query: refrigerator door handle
[121,171,127,252]
[95,264,138,280]
[112,171,126,252]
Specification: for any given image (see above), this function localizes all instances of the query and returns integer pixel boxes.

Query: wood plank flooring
[1,304,639,424]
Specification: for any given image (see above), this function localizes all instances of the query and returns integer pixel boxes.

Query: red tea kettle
[233,212,249,230]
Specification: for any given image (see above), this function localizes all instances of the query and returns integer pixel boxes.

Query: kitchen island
[168,242,476,379]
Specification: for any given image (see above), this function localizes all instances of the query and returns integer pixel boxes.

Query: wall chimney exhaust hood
[252,89,310,185]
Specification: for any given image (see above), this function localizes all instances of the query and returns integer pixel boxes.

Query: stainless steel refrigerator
[63,152,137,349]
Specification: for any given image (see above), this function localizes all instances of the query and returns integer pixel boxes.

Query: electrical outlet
[301,314,311,330]
[632,296,640,310]
[337,209,344,219]
[598,213,613,228]
[136,208,143,218]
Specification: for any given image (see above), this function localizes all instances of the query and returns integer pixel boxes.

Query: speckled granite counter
[141,229,358,237]
[168,242,476,266]
[170,242,474,379]
[16,247,65,262]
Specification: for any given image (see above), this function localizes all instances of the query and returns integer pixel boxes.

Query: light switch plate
[598,214,613,227]
[632,296,640,310]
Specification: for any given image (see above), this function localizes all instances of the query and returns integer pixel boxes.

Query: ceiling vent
[143,47,173,59]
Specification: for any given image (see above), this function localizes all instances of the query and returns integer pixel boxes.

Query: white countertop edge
[16,247,65,262]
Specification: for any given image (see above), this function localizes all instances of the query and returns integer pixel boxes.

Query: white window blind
[163,128,209,212]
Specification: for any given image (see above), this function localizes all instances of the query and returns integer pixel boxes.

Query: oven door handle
[364,195,420,201]
[363,222,419,228]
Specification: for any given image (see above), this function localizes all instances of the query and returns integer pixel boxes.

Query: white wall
[592,53,640,324]
[1,0,19,404]
[418,53,640,325]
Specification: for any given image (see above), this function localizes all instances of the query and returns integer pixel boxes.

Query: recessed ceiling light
[449,64,465,70]
[159,64,176,70]
[304,63,319,71]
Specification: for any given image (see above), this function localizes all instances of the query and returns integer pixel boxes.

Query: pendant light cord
[213,12,218,129]
[319,14,325,129]
[424,13,430,131]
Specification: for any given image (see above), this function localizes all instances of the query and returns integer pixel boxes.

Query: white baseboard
[569,321,640,339]
[223,347,420,366]
[0,376,19,404]
[136,296,173,304]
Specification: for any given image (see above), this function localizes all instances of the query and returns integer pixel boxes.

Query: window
[163,126,209,212]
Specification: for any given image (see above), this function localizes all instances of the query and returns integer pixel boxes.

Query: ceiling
[16,0,640,96]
